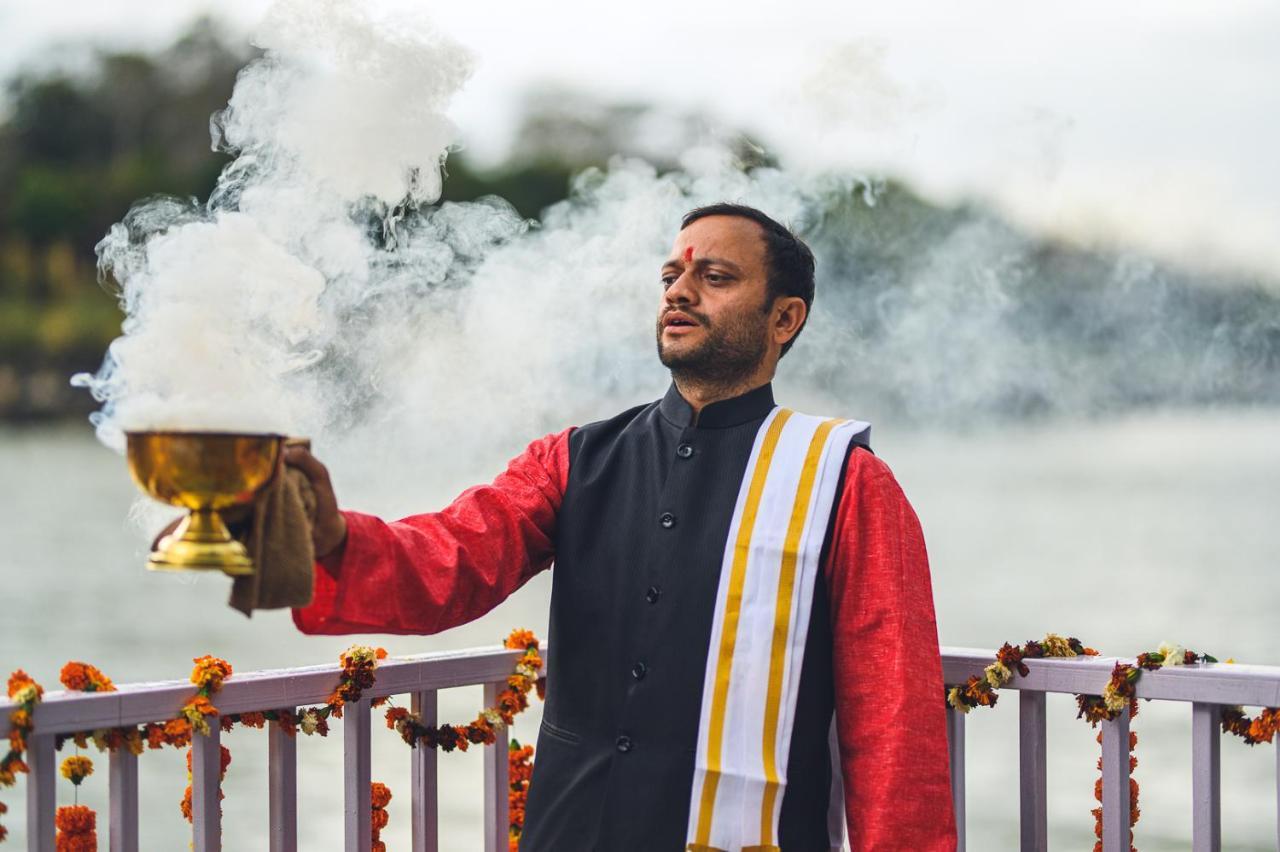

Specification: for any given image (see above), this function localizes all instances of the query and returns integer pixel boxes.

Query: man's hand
[284,445,348,558]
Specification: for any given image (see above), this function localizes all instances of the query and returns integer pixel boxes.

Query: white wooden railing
[944,648,1280,852]
[3,644,534,852]
[4,646,1279,851]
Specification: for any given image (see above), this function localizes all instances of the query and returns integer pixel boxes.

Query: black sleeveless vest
[520,383,864,852]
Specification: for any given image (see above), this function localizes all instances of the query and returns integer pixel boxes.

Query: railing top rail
[6,644,1277,737]
[1,643,535,737]
[942,646,1280,707]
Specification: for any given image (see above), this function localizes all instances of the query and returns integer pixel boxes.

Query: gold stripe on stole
[758,418,843,847]
[691,408,794,848]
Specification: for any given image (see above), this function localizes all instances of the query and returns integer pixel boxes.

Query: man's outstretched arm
[825,448,957,851]
[289,428,573,636]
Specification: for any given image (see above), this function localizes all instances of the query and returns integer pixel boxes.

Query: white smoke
[73,0,873,471]
[74,0,1278,497]
[74,0,478,446]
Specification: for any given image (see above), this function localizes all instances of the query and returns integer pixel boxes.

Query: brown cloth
[228,439,316,616]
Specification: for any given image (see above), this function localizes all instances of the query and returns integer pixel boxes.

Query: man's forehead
[669,215,766,262]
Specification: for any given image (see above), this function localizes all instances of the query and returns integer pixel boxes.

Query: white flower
[1157,641,1185,666]
[483,709,504,727]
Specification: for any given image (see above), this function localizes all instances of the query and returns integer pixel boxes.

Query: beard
[656,304,770,386]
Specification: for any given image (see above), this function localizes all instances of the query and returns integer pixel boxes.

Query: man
[288,204,957,851]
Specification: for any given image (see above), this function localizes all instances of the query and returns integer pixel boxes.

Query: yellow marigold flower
[59,755,94,785]
[983,661,1012,689]
[342,645,379,666]
[946,686,970,713]
[1102,686,1128,714]
[10,684,40,706]
[300,710,320,736]
[1042,634,1077,658]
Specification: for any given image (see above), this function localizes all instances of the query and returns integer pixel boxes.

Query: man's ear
[773,296,807,347]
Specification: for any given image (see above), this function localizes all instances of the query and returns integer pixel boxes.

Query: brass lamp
[126,431,284,575]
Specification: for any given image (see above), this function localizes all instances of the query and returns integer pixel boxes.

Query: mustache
[660,307,711,326]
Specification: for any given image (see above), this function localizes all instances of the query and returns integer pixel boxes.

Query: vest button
[676,443,694,459]
[615,735,633,753]
[631,661,647,680]
[659,512,676,529]
[645,585,662,604]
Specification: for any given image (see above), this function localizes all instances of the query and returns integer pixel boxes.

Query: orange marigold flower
[238,712,267,728]
[375,648,388,660]
[371,781,393,808]
[505,629,538,651]
[190,656,233,691]
[385,708,410,730]
[54,804,95,832]
[6,670,42,702]
[372,808,390,830]
[59,662,115,693]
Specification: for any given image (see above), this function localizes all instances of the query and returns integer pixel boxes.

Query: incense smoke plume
[75,0,1279,515]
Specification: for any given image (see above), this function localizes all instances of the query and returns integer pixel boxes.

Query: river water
[1,406,1278,849]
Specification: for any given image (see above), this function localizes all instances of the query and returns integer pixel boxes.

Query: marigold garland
[3,634,546,845]
[1,670,43,842]
[1091,729,1140,852]
[180,745,231,823]
[946,634,1097,714]
[384,630,542,753]
[371,781,392,852]
[508,739,535,852]
[946,637,1233,852]
[53,804,95,852]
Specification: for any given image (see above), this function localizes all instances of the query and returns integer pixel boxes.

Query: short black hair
[680,203,815,357]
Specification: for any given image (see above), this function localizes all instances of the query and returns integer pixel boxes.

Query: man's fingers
[284,446,330,485]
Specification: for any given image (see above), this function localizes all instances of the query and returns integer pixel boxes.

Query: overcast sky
[4,0,1279,283]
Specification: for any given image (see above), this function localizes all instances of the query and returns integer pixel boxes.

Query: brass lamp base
[148,509,255,575]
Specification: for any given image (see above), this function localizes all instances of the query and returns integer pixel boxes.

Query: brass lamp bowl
[126,431,284,575]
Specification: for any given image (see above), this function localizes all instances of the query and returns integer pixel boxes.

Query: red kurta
[293,428,957,850]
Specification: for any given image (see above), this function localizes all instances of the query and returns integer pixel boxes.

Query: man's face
[656,215,773,383]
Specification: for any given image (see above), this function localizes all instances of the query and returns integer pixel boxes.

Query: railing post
[269,708,298,852]
[1190,702,1221,851]
[945,705,965,852]
[343,699,371,852]
[1019,692,1048,852]
[109,747,139,852]
[482,681,509,852]
[410,690,439,852]
[191,723,223,852]
[25,732,55,852]
[1100,703,1131,852]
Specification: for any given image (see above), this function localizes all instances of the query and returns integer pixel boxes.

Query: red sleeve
[824,447,957,851]
[292,428,572,636]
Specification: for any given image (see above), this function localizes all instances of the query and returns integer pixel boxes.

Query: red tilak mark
[684,246,694,263]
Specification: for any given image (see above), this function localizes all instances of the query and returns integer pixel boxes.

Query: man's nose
[664,269,699,305]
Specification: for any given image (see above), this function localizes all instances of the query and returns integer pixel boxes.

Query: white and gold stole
[685,407,869,852]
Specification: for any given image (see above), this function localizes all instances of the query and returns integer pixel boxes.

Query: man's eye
[705,273,729,283]
[661,276,676,287]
